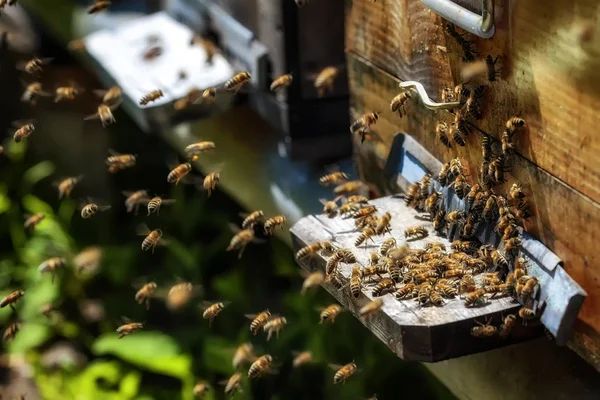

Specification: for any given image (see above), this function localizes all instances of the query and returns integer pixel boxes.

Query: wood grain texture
[346,53,600,369]
[345,0,600,204]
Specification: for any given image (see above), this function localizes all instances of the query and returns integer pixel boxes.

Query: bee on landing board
[38,257,66,283]
[105,150,136,173]
[203,172,220,197]
[21,82,52,105]
[264,215,286,235]
[295,241,335,260]
[167,162,192,184]
[330,362,357,384]
[87,0,111,14]
[136,223,165,253]
[202,301,228,327]
[227,223,263,259]
[116,319,144,339]
[122,190,150,215]
[350,112,379,144]
[314,66,340,97]
[84,103,119,127]
[270,74,293,92]
[245,309,272,335]
[93,86,122,107]
[0,289,25,311]
[135,282,157,310]
[80,199,112,219]
[17,57,53,77]
[232,343,255,370]
[11,120,35,143]
[224,72,251,94]
[263,315,287,341]
[145,196,176,216]
[185,141,216,161]
[23,212,45,232]
[248,355,275,379]
[139,90,164,106]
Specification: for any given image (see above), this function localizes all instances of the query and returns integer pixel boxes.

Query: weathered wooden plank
[291,196,541,362]
[345,0,600,204]
[346,53,600,368]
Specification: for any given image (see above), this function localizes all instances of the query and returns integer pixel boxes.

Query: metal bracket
[399,81,460,111]
[421,0,495,39]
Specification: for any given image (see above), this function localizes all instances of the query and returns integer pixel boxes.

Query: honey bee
[347,195,369,204]
[3,321,20,342]
[139,89,164,106]
[122,190,149,215]
[484,55,500,81]
[481,135,492,162]
[436,282,458,298]
[350,112,379,144]
[201,88,217,104]
[73,247,102,273]
[136,224,164,253]
[105,150,136,173]
[248,355,274,379]
[462,214,477,237]
[464,91,483,120]
[355,227,376,247]
[491,250,509,271]
[93,86,122,107]
[394,283,416,299]
[117,320,144,338]
[499,314,516,338]
[350,266,362,298]
[264,215,286,235]
[300,271,325,295]
[368,252,381,267]
[505,237,522,252]
[292,351,313,368]
[222,373,243,396]
[23,212,45,232]
[263,316,287,341]
[471,318,497,337]
[314,66,340,97]
[54,84,84,102]
[144,195,175,216]
[372,278,395,297]
[193,382,211,397]
[433,209,446,233]
[488,156,509,184]
[441,87,456,103]
[445,211,466,225]
[174,88,202,111]
[167,163,192,184]
[379,238,397,256]
[270,73,293,91]
[514,256,528,272]
[0,290,24,310]
[227,224,258,259]
[465,184,481,210]
[464,288,486,307]
[295,241,335,260]
[501,130,514,156]
[435,122,451,148]
[134,282,157,310]
[38,257,66,283]
[424,191,440,217]
[404,226,428,240]
[332,362,357,384]
[374,212,392,235]
[203,172,220,197]
[165,282,198,311]
[245,310,272,335]
[320,171,349,186]
[519,277,538,303]
[452,174,470,200]
[339,202,359,216]
[320,197,340,216]
[87,0,111,14]
[203,302,227,327]
[185,141,216,161]
[437,162,451,187]
[80,199,111,219]
[142,45,162,61]
[482,195,497,222]
[518,306,536,321]
[509,183,526,201]
[11,120,35,143]
[445,23,476,62]
[506,116,526,135]
[516,200,532,219]
[232,343,255,369]
[41,303,58,318]
[325,272,346,290]
[334,181,364,196]
[18,57,52,76]
[21,82,51,105]
[190,36,219,64]
[84,103,118,127]
[416,282,433,305]
[390,92,411,117]
[237,210,263,230]
[67,39,86,52]
[319,304,343,324]
[225,72,251,94]
[429,290,444,306]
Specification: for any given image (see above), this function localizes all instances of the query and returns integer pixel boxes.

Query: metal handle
[421,0,495,39]
[399,81,460,111]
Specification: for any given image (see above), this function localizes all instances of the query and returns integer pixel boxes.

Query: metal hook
[421,0,495,39]
[399,81,460,111]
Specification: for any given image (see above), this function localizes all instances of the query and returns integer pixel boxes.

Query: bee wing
[161,199,176,205]
[11,119,35,128]
[244,313,258,319]
[108,99,122,110]
[318,198,328,206]
[251,237,266,245]
[92,89,108,97]
[15,60,28,71]
[120,316,133,324]
[135,223,151,236]
[108,148,123,157]
[327,363,344,371]
[228,223,242,234]
[83,112,100,121]
[40,57,54,65]
[98,205,112,212]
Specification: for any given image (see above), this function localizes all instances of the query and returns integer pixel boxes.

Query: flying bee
[295,241,335,260]
[518,307,536,322]
[517,200,532,219]
[334,180,364,196]
[319,304,343,324]
[350,112,379,144]
[471,318,497,337]
[360,299,383,319]
[190,36,219,64]
[372,278,395,297]
[203,302,228,327]
[135,282,157,310]
[202,171,220,197]
[225,71,251,94]
[320,197,341,216]
[292,351,313,368]
[17,57,53,76]
[380,238,397,256]
[11,120,35,143]
[510,183,526,201]
[200,87,217,105]
[73,247,102,274]
[136,223,164,253]
[263,315,287,341]
[350,266,362,298]
[23,212,45,232]
[184,141,216,161]
[174,88,202,111]
[21,81,51,105]
[116,320,144,339]
[166,282,200,311]
[167,162,192,184]
[464,288,486,307]
[227,224,262,259]
[270,73,293,91]
[486,55,500,81]
[3,321,20,342]
[320,171,349,186]
[93,86,122,107]
[0,290,24,311]
[193,382,211,397]
[122,190,149,215]
[232,343,255,370]
[506,116,526,135]
[248,355,274,379]
[143,195,175,216]
[436,122,452,148]
[245,310,272,335]
[300,271,325,295]
[459,60,488,82]
[404,226,428,240]
[499,314,517,339]
[221,373,243,396]
[84,103,118,127]
[264,215,286,235]
[139,89,164,106]
[314,66,340,97]
[54,84,84,102]
[331,362,357,384]
[105,150,136,173]
[87,0,111,14]
[241,210,264,230]
[80,200,111,219]
[390,92,411,117]
[355,228,376,247]
[38,257,66,283]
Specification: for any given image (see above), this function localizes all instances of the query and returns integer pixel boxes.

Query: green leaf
[0,192,11,216]
[18,277,60,320]
[203,336,236,375]
[22,194,55,215]
[212,270,245,304]
[166,237,197,271]
[8,322,51,353]
[22,161,55,192]
[77,360,122,398]
[5,140,26,162]
[119,370,142,399]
